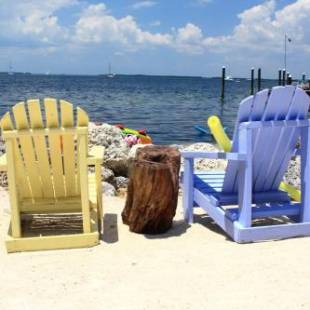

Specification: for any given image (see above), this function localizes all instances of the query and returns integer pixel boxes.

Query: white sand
[1,189,310,310]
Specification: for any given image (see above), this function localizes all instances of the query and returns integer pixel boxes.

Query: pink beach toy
[124,134,138,146]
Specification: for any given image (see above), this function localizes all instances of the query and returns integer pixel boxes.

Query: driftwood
[122,146,181,234]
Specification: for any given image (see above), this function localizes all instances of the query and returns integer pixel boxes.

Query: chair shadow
[143,219,190,240]
[194,214,302,244]
[101,213,119,243]
[193,214,234,242]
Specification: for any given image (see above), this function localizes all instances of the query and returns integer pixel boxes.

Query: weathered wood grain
[122,146,180,234]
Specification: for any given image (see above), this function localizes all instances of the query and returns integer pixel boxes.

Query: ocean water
[0,74,278,144]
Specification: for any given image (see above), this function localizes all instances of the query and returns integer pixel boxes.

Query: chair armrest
[87,146,104,166]
[181,151,246,161]
[0,154,7,171]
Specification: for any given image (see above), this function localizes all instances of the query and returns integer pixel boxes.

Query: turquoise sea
[0,73,278,144]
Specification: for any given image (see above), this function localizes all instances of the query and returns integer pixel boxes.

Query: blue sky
[0,0,309,78]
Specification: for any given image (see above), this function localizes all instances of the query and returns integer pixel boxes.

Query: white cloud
[203,0,310,53]
[114,51,124,56]
[131,1,157,10]
[150,20,161,27]
[174,23,204,54]
[74,4,171,48]
[74,5,207,54]
[196,0,212,5]
[0,0,77,45]
[73,0,310,56]
[1,0,310,60]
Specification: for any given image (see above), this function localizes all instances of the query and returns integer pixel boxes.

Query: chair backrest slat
[223,86,310,195]
[225,89,269,193]
[1,98,90,201]
[76,107,89,196]
[60,100,77,197]
[77,107,89,127]
[27,99,54,197]
[0,112,31,197]
[44,98,66,198]
[270,88,310,190]
[224,96,254,193]
[252,86,296,192]
[13,102,43,197]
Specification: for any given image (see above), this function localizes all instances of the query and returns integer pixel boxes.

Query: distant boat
[107,63,115,78]
[8,61,14,75]
[225,75,234,81]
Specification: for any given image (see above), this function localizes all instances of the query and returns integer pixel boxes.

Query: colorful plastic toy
[115,124,152,144]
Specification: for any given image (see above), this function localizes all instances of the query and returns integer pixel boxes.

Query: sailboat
[107,63,115,78]
[8,61,14,75]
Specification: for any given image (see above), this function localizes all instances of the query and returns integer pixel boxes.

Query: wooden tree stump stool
[122,145,181,234]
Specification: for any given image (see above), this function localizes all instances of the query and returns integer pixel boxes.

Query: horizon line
[0,71,284,80]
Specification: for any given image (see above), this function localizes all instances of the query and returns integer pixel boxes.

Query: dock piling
[221,66,225,99]
[287,74,292,85]
[257,68,261,91]
[250,68,254,95]
[278,69,282,86]
[282,69,286,86]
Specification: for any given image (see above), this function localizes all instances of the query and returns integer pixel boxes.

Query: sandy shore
[0,189,310,310]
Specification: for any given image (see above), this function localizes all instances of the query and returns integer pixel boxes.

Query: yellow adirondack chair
[0,98,103,252]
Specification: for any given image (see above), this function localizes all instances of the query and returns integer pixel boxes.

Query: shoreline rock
[179,142,227,171]
[0,122,302,195]
[89,122,130,176]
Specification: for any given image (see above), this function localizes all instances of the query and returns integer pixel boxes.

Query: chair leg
[6,139,22,238]
[183,158,194,224]
[301,124,310,222]
[10,210,22,238]
[238,126,252,228]
[95,162,103,234]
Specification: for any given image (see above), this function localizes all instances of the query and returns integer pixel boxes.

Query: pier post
[257,68,261,91]
[282,69,286,86]
[287,74,292,85]
[250,68,254,95]
[278,69,282,86]
[221,66,225,99]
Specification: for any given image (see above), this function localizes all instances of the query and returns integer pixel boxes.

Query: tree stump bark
[122,146,181,234]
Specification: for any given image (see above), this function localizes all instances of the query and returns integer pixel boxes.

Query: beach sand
[0,189,310,310]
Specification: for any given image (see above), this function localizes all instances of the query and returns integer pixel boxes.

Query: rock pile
[178,142,227,171]
[0,122,303,196]
[88,125,230,195]
[284,156,301,189]
[88,123,130,195]
[0,138,7,187]
[89,123,130,176]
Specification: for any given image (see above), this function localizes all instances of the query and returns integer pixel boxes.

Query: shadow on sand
[193,214,233,241]
[101,212,233,242]
[143,219,190,240]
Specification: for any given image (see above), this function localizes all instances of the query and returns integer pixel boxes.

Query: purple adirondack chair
[182,86,310,242]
